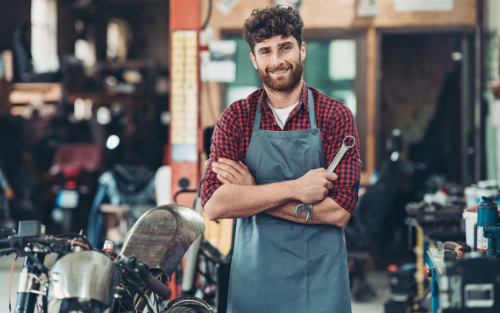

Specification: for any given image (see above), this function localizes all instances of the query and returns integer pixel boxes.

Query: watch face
[273,0,302,9]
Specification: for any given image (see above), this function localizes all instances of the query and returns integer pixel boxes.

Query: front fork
[15,253,46,313]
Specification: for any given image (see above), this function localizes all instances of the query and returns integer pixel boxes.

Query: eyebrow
[257,41,294,53]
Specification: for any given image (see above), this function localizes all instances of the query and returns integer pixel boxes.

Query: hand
[465,204,500,213]
[212,158,256,186]
[293,168,338,204]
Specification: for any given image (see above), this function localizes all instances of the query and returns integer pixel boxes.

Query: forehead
[254,35,299,49]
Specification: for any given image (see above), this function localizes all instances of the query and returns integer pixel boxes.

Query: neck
[264,78,303,109]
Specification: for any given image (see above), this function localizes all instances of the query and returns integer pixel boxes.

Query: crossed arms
[203,159,351,227]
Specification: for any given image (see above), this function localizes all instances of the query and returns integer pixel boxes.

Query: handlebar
[145,274,172,300]
[0,228,15,239]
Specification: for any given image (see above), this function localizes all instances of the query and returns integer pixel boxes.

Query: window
[31,0,59,73]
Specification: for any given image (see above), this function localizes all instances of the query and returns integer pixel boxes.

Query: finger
[325,172,338,181]
[325,181,334,189]
[217,174,231,184]
[219,158,246,175]
[216,167,238,183]
[313,168,326,172]
[211,162,218,172]
[239,161,250,171]
[216,162,242,179]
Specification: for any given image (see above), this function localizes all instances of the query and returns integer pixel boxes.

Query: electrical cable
[201,0,212,30]
[133,286,157,313]
[8,255,17,313]
[155,293,160,313]
[55,233,93,249]
[53,237,90,250]
[173,189,197,204]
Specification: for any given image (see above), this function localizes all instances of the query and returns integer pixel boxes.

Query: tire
[163,296,212,313]
[164,307,199,313]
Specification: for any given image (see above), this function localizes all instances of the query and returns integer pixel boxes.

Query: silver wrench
[295,135,356,221]
[326,135,356,173]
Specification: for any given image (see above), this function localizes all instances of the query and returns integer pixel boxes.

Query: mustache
[266,64,292,73]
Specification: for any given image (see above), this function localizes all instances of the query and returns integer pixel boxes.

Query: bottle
[476,196,498,253]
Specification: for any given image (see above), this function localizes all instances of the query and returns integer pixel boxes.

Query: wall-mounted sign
[394,0,453,12]
[201,40,237,83]
[357,0,378,17]
[170,30,198,162]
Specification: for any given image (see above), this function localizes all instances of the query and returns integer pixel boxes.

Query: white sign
[201,41,237,83]
[329,40,356,81]
[394,0,453,12]
[357,0,378,17]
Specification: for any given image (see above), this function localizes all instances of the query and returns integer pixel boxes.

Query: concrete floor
[0,255,388,313]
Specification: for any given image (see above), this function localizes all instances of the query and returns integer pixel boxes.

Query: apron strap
[253,91,264,132]
[253,88,317,131]
[307,89,318,129]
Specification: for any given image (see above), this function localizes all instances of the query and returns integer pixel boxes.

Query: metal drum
[47,251,120,312]
[120,204,205,277]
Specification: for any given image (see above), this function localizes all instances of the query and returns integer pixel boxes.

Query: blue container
[477,196,498,253]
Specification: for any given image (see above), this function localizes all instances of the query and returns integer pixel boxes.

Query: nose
[271,51,277,65]
[270,50,284,67]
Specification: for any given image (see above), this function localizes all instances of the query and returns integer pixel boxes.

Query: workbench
[427,248,447,313]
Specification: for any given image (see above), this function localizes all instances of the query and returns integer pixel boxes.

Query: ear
[300,42,306,62]
[249,52,258,70]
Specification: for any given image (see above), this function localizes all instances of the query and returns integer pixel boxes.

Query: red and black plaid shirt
[200,82,361,214]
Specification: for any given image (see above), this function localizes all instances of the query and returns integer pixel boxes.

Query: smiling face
[250,35,306,93]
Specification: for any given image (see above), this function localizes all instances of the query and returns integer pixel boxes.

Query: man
[200,5,361,313]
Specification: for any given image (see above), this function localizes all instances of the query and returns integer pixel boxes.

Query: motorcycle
[0,204,211,313]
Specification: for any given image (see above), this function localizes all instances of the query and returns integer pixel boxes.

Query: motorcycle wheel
[163,296,212,313]
[165,307,203,313]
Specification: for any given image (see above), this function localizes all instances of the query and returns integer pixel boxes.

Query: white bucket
[462,211,477,249]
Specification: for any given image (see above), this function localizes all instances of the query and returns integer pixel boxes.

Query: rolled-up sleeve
[324,104,361,214]
[200,106,242,208]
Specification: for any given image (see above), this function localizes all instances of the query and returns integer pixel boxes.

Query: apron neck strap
[253,88,317,131]
[307,89,317,129]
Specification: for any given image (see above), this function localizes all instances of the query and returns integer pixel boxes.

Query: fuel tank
[120,204,205,277]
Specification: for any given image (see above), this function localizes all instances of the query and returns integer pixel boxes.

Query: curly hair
[242,5,304,54]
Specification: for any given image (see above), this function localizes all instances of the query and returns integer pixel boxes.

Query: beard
[257,54,303,94]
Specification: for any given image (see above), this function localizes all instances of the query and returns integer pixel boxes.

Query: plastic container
[462,211,477,249]
[464,185,478,208]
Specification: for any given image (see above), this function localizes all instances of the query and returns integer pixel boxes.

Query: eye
[282,46,291,51]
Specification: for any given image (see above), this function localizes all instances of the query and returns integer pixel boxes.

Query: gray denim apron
[227,89,352,313]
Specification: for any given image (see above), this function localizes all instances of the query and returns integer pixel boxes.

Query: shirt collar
[258,82,310,112]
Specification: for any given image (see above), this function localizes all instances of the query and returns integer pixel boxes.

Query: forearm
[265,197,351,227]
[203,181,297,220]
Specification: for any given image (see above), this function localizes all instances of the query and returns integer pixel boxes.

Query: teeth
[272,69,287,73]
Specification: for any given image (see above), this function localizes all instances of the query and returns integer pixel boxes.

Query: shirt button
[274,122,277,125]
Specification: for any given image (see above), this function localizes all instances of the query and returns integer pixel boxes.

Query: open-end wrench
[295,136,356,221]
[295,203,313,221]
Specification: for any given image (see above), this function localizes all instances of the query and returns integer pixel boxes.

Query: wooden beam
[365,27,377,177]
